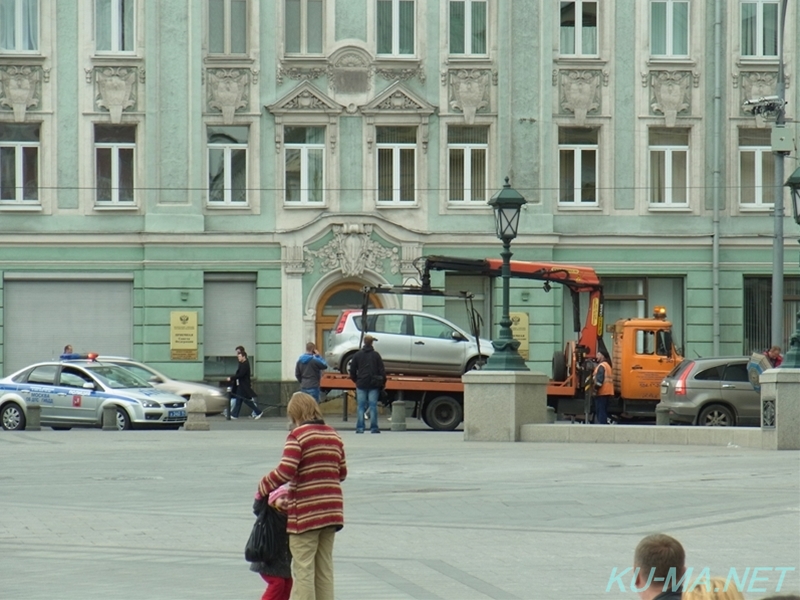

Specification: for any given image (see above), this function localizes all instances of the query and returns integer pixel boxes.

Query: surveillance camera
[743,95,783,106]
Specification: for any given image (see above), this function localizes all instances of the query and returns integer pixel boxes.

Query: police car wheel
[1,402,26,431]
[116,408,132,430]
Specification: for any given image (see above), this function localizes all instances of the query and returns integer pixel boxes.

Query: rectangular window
[209,0,247,54]
[449,0,487,56]
[377,0,415,56]
[95,124,135,204]
[376,126,416,203]
[649,127,689,206]
[558,127,598,205]
[96,0,135,53]
[560,0,597,56]
[651,0,688,57]
[0,123,39,203]
[0,0,38,52]
[208,126,248,205]
[284,126,325,204]
[739,129,775,207]
[744,277,800,354]
[448,126,488,203]
[741,0,779,57]
[285,0,323,54]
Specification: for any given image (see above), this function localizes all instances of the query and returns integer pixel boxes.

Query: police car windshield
[85,365,151,389]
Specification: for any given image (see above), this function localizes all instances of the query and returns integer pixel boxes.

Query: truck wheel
[552,351,568,381]
[424,396,463,431]
[1,402,26,431]
[697,404,735,427]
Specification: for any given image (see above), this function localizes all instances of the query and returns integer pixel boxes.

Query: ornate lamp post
[782,167,800,368]
[483,178,529,371]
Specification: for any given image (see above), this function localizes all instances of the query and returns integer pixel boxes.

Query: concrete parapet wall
[760,368,800,450]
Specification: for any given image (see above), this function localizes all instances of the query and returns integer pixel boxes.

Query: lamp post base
[483,339,529,371]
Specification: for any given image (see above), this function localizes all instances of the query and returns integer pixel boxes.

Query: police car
[0,359,187,431]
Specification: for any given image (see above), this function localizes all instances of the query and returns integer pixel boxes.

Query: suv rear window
[722,362,748,382]
[666,360,693,379]
[694,365,723,380]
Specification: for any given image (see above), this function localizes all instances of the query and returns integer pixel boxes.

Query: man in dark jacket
[295,342,328,403]
[348,335,386,434]
[227,347,263,419]
[632,533,686,600]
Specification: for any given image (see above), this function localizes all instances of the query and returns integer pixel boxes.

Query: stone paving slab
[0,417,798,600]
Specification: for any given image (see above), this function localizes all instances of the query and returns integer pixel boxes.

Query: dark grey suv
[659,357,760,426]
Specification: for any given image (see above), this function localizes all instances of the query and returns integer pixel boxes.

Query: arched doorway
[315,283,382,353]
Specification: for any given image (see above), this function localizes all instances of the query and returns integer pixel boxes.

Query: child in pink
[250,484,292,600]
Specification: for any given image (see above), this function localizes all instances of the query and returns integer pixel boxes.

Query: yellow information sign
[509,312,530,360]
[170,311,198,360]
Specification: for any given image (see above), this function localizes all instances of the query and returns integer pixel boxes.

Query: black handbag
[244,501,285,563]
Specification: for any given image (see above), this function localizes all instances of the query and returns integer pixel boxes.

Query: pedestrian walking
[228,346,263,419]
[258,392,347,600]
[348,335,386,434]
[592,351,613,425]
[295,342,328,403]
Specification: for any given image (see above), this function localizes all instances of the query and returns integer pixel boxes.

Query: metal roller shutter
[203,275,256,357]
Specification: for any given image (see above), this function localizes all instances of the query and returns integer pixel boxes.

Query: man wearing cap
[348,334,386,434]
[592,351,613,425]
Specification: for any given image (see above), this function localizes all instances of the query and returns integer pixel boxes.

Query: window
[285,0,322,54]
[741,0,779,57]
[559,0,597,56]
[558,127,598,205]
[59,367,94,389]
[376,126,416,203]
[96,0,134,53]
[449,0,487,56]
[377,0,415,56]
[649,127,688,206]
[413,315,457,339]
[95,124,135,204]
[209,0,247,54]
[448,126,488,203]
[208,125,248,205]
[0,123,39,204]
[284,126,325,204]
[651,0,688,57]
[722,363,749,382]
[369,313,407,335]
[0,0,38,52]
[739,129,775,207]
[25,364,56,384]
[743,277,800,353]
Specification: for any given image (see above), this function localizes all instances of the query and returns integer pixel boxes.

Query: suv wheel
[697,404,735,427]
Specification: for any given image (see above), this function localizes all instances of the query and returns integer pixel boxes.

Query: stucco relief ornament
[559,70,600,126]
[650,71,690,127]
[304,224,400,277]
[0,66,41,122]
[207,69,249,124]
[284,90,326,110]
[449,69,490,124]
[95,67,137,124]
[328,50,372,95]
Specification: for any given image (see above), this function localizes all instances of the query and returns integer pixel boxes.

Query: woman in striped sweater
[258,392,347,600]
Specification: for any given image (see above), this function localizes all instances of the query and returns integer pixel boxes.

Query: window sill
[0,203,42,212]
[446,202,491,209]
[646,57,696,67]
[376,202,418,208]
[554,56,607,66]
[445,55,491,63]
[647,204,692,212]
[736,57,779,67]
[204,55,255,65]
[557,203,601,211]
[738,205,774,213]
[283,203,328,209]
[93,203,139,211]
[205,203,252,210]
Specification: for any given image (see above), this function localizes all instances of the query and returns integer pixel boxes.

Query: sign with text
[170,311,198,360]
[509,312,530,360]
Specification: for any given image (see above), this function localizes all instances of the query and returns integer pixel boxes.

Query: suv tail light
[673,362,693,396]
[335,310,356,334]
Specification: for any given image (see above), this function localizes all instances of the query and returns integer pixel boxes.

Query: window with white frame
[285,0,323,54]
[209,0,247,54]
[649,127,689,206]
[741,0,779,57]
[377,0,415,56]
[376,126,416,203]
[651,0,689,57]
[739,128,775,207]
[449,0,487,56]
[559,0,597,56]
[0,123,39,204]
[558,127,598,205]
[284,126,325,204]
[0,0,38,52]
[96,0,134,53]
[95,124,135,204]
[208,126,248,205]
[448,126,488,203]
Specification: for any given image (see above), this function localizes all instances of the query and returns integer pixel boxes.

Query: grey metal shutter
[203,275,256,357]
[4,278,133,375]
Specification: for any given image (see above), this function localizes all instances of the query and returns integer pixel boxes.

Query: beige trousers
[289,527,336,600]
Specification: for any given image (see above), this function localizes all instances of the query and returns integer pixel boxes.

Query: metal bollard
[391,400,407,431]
[546,406,556,424]
[102,405,117,430]
[655,403,671,426]
[26,404,41,431]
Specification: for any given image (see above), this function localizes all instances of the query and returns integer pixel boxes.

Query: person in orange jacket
[592,351,614,425]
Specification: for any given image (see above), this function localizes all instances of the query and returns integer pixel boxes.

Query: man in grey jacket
[295,342,328,403]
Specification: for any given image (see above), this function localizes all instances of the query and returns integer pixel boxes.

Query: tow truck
[320,255,682,429]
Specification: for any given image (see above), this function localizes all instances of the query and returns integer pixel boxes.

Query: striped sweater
[260,421,347,535]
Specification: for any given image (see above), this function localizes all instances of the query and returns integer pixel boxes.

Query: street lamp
[483,177,529,371]
[782,167,800,368]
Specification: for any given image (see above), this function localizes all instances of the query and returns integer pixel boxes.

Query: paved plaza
[1,415,798,600]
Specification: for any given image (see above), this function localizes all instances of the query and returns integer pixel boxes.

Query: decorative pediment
[302,223,400,277]
[267,81,344,117]
[0,66,42,122]
[361,81,435,117]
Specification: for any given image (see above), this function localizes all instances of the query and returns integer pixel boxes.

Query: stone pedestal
[391,400,407,431]
[759,368,800,450]
[102,406,117,430]
[655,403,670,426]
[462,370,549,441]
[26,404,41,431]
[184,396,210,431]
